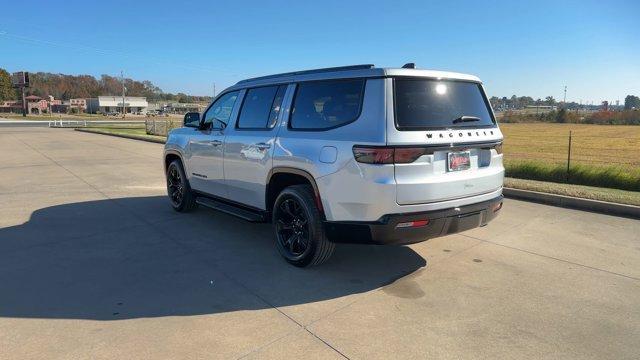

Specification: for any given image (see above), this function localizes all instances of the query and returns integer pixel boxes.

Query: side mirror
[183,112,200,128]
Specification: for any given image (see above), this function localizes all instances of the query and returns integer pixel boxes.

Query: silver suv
[164,64,504,267]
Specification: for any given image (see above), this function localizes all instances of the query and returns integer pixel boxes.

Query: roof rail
[237,64,375,84]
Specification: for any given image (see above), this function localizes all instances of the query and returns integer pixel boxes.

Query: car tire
[166,159,197,212]
[272,184,335,267]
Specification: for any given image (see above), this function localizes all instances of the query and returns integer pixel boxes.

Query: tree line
[0,68,212,103]
[500,108,640,125]
[490,94,640,111]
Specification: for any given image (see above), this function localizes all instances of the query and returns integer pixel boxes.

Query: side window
[290,79,365,130]
[237,85,287,129]
[203,91,239,128]
[267,85,287,128]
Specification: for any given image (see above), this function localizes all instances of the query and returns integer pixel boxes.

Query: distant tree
[489,96,500,110]
[0,68,16,101]
[15,70,211,103]
[624,95,640,110]
[519,96,534,107]
[544,96,556,106]
[556,108,568,123]
[510,95,518,108]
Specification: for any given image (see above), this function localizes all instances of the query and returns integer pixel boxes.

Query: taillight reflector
[396,219,429,228]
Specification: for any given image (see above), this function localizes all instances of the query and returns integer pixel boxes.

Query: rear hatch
[388,77,504,205]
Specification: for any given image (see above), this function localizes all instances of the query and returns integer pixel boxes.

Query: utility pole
[213,82,216,98]
[12,71,30,117]
[563,85,567,107]
[121,70,126,119]
[21,86,26,117]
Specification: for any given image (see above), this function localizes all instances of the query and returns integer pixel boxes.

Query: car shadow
[0,196,426,321]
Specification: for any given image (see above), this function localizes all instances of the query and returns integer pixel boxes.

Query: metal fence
[503,130,639,175]
[48,119,146,128]
[145,119,182,136]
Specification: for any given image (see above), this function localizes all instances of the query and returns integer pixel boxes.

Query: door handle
[209,140,222,146]
[255,142,271,150]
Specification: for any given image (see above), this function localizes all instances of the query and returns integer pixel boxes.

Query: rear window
[394,78,495,130]
[290,79,365,130]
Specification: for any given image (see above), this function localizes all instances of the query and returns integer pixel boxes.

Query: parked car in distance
[164,64,504,267]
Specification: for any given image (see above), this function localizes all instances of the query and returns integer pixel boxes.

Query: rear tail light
[396,219,429,228]
[393,148,430,163]
[352,147,394,164]
[353,146,429,164]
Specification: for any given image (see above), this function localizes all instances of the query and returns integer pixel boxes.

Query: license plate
[448,151,471,171]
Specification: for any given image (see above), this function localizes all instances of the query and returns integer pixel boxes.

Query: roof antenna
[402,63,416,69]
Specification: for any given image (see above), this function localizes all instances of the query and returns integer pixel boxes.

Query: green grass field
[76,126,165,143]
[504,178,640,206]
[500,123,640,191]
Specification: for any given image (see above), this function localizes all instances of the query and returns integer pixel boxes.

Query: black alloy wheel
[166,159,197,212]
[167,164,184,207]
[276,197,311,258]
[272,185,335,267]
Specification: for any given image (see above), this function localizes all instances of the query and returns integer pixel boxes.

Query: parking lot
[1,127,639,359]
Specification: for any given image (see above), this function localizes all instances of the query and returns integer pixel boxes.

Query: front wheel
[272,185,335,267]
[166,159,197,212]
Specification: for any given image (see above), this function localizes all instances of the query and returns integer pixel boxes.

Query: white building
[87,96,148,114]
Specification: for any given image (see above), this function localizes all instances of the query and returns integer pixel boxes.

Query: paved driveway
[1,127,639,359]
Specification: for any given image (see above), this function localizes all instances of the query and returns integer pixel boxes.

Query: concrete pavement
[0,127,639,359]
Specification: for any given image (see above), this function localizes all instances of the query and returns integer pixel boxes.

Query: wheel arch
[266,167,324,216]
[164,150,184,173]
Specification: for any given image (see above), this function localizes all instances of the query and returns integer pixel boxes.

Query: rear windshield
[394,78,495,130]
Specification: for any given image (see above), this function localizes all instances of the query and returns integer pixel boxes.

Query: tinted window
[394,79,494,130]
[237,85,287,129]
[203,91,239,128]
[290,79,365,130]
[267,85,287,128]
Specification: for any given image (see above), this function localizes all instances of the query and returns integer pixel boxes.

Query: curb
[503,187,640,219]
[75,128,166,144]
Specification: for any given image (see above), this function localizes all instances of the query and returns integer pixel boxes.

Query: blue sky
[1,0,638,103]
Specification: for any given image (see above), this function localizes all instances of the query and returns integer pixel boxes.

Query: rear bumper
[324,195,503,245]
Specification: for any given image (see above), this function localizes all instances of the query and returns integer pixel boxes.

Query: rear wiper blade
[452,116,481,124]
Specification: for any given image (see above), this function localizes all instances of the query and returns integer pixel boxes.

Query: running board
[196,197,266,222]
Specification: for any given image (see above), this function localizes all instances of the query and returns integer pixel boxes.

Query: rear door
[223,84,289,209]
[388,78,504,204]
[187,91,240,197]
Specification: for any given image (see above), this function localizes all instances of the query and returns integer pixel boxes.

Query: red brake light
[353,147,394,164]
[394,148,429,163]
[353,146,429,164]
